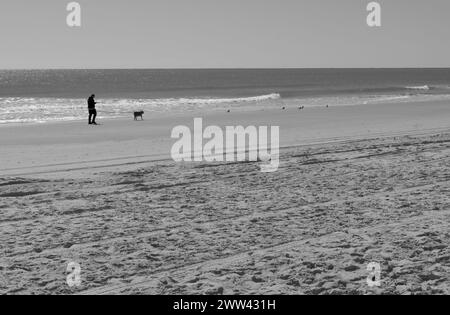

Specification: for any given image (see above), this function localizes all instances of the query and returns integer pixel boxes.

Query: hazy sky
[0,0,449,69]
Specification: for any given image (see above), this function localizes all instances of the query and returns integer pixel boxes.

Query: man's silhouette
[88,94,97,125]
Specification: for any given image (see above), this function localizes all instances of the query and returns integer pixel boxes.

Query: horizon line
[1,67,450,71]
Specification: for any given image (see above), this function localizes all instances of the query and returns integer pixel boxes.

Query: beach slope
[1,127,449,295]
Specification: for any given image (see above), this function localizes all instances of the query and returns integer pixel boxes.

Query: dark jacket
[88,97,96,109]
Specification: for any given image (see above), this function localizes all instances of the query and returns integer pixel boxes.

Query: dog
[134,111,144,120]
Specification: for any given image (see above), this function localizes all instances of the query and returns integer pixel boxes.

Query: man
[87,94,97,125]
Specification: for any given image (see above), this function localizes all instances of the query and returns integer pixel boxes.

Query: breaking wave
[405,85,431,91]
[2,91,450,125]
[174,93,281,104]
[0,93,282,124]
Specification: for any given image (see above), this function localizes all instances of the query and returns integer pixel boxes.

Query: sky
[0,0,449,69]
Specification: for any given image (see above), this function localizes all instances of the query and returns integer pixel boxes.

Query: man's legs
[92,110,97,124]
[88,109,97,124]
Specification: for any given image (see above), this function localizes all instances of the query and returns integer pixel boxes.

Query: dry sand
[0,100,449,295]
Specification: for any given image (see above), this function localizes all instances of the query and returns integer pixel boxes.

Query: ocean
[0,69,449,124]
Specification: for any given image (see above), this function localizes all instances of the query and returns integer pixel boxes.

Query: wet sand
[1,99,450,175]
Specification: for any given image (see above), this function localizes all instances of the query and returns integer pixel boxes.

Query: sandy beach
[2,0,450,298]
[1,99,450,175]
[1,100,450,295]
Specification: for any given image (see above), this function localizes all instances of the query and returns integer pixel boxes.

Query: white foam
[405,85,430,91]
[0,93,282,124]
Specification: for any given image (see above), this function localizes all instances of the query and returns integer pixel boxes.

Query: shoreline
[1,92,450,127]
[1,99,450,177]
[0,95,449,126]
